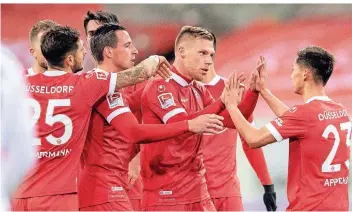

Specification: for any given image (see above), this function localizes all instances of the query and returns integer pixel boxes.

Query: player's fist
[140,55,172,80]
[188,114,224,134]
[263,184,277,211]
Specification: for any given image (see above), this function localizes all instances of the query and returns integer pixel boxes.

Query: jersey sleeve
[95,91,131,124]
[79,70,118,106]
[141,80,187,124]
[265,105,309,142]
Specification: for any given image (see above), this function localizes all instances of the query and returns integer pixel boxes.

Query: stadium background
[1,4,352,210]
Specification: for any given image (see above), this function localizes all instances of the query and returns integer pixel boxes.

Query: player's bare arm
[256,55,289,117]
[224,70,276,148]
[115,56,172,89]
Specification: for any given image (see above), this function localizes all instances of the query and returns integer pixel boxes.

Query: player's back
[287,97,350,211]
[15,70,117,198]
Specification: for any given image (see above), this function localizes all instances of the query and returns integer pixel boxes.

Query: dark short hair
[296,46,335,86]
[41,26,80,68]
[90,23,126,63]
[29,19,58,45]
[83,10,119,34]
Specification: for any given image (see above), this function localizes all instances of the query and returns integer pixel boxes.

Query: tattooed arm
[115,55,172,89]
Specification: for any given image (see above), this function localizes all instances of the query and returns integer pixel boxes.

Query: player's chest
[176,87,205,113]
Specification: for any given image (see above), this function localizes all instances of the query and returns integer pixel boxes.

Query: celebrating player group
[10,10,350,211]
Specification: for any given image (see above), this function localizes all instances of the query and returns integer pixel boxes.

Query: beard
[39,61,48,69]
[72,61,83,73]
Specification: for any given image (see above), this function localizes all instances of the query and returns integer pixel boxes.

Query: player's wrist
[263,184,275,193]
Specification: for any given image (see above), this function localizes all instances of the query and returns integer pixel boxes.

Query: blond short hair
[175,26,215,48]
[29,19,58,45]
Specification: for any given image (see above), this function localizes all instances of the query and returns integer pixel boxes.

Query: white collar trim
[27,67,35,76]
[198,75,221,86]
[95,67,108,73]
[43,70,67,76]
[171,72,193,87]
[305,96,331,103]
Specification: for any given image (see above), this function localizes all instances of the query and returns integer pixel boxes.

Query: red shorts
[79,201,133,211]
[143,198,216,211]
[211,196,243,211]
[11,193,78,211]
[130,199,142,211]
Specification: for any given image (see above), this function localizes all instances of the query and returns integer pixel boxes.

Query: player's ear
[179,46,186,58]
[29,48,35,57]
[104,46,113,59]
[303,68,309,81]
[66,55,74,67]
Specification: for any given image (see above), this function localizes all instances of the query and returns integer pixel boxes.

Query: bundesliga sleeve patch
[107,92,124,108]
[157,93,175,109]
[95,71,108,80]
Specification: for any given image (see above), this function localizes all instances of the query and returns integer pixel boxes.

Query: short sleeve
[95,91,131,124]
[141,80,187,124]
[265,105,308,142]
[79,70,118,106]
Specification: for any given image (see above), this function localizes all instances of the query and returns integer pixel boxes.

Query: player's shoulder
[284,104,310,117]
[75,68,110,81]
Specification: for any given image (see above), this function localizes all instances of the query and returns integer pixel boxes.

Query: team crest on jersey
[107,92,124,108]
[158,93,175,109]
[158,85,166,92]
[95,71,108,80]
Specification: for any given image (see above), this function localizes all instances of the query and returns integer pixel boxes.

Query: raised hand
[141,55,172,80]
[223,70,243,107]
[256,55,268,93]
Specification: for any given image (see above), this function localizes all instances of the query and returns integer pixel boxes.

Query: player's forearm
[219,90,259,128]
[115,63,149,90]
[241,135,272,185]
[187,98,225,119]
[260,88,289,117]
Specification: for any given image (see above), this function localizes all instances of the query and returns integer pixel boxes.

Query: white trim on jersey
[198,75,221,86]
[109,73,117,96]
[171,72,193,87]
[43,70,67,76]
[106,107,131,123]
[265,123,283,142]
[305,96,331,103]
[162,108,187,124]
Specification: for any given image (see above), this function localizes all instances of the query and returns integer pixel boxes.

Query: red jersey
[79,90,132,208]
[123,82,147,200]
[266,96,350,211]
[14,70,117,198]
[140,70,214,207]
[201,75,272,198]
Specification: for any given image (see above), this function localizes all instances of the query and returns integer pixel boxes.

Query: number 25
[27,99,73,146]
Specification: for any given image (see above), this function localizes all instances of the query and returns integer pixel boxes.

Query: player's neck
[47,66,72,73]
[201,69,217,84]
[97,62,122,73]
[173,59,193,81]
[32,62,46,74]
[302,83,327,103]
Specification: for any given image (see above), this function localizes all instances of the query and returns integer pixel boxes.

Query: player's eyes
[199,51,206,55]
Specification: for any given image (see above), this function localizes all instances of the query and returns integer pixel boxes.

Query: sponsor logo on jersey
[289,106,297,113]
[95,71,108,80]
[181,98,188,103]
[158,93,175,109]
[107,92,124,108]
[274,118,283,127]
[85,71,94,78]
[159,190,172,195]
[111,186,123,192]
